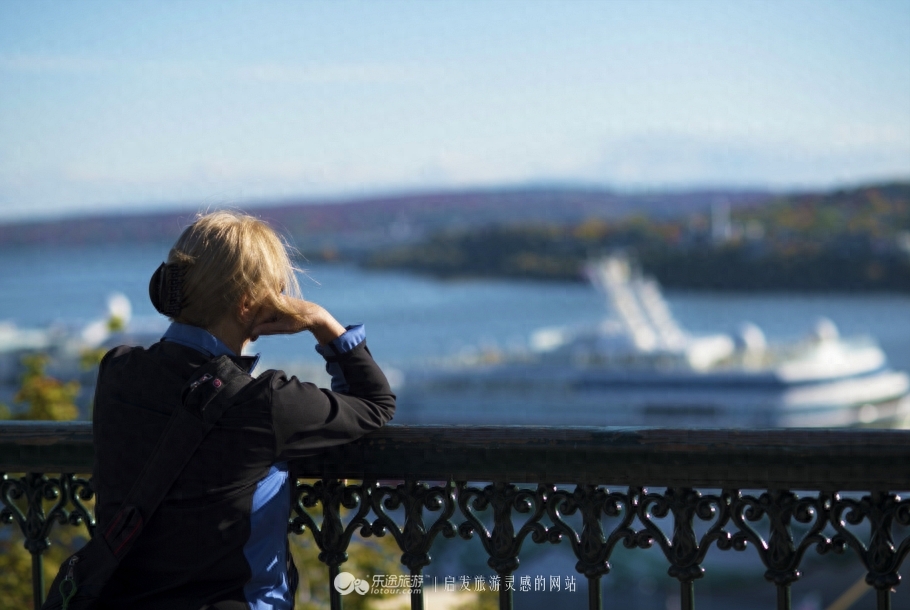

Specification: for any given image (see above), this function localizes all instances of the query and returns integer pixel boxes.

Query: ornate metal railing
[2,422,910,610]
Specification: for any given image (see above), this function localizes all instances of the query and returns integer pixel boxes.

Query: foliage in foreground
[1,354,84,608]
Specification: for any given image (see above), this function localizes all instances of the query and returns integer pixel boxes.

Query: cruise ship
[397,257,910,428]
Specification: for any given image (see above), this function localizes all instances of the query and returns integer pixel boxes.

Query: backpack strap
[103,355,252,559]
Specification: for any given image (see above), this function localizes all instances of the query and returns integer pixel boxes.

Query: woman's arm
[266,338,396,459]
[251,296,346,345]
[248,296,396,459]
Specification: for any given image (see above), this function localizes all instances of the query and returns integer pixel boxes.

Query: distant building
[711,200,732,243]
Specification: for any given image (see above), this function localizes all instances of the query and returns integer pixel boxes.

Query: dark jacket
[92,338,395,609]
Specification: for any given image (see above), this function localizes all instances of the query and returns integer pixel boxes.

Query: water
[3,242,910,409]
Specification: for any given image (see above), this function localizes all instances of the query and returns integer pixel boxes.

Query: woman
[92,211,395,609]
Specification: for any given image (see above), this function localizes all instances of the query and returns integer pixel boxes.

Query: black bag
[41,355,252,610]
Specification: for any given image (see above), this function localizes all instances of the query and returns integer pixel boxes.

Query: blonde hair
[167,211,302,328]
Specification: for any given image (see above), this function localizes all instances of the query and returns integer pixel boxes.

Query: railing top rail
[2,421,908,490]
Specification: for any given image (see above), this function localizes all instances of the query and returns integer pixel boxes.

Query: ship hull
[397,365,910,428]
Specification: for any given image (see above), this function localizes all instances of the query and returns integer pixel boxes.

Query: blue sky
[1,0,909,220]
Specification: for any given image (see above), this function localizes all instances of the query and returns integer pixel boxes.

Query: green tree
[0,353,84,609]
[10,354,80,421]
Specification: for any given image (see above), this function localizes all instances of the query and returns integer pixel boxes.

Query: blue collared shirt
[161,321,257,368]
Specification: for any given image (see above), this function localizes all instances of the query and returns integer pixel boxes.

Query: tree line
[361,183,910,292]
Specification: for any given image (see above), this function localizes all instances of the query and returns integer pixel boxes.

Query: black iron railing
[2,422,910,610]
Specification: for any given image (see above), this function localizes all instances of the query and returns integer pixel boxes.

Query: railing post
[680,580,694,610]
[408,568,423,610]
[498,573,514,610]
[327,563,341,610]
[587,575,601,610]
[877,587,891,610]
[31,549,44,610]
[776,583,790,610]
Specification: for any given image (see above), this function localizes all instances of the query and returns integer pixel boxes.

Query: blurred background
[1,1,909,608]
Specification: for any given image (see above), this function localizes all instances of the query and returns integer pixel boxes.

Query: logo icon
[333,572,370,595]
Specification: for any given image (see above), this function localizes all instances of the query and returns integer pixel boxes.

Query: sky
[1,0,909,221]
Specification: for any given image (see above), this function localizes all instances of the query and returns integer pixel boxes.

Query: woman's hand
[250,297,346,345]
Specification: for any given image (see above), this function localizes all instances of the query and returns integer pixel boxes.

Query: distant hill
[363,182,910,291]
[0,187,768,251]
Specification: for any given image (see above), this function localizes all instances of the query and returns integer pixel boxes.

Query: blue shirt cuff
[314,324,365,359]
[314,324,365,393]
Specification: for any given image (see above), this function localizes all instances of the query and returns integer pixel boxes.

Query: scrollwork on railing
[728,489,832,587]
[830,491,910,596]
[454,481,550,610]
[368,479,457,610]
[544,485,645,610]
[724,489,832,609]
[369,479,457,573]
[4,476,910,610]
[636,486,731,584]
[1,472,96,608]
[545,484,642,579]
[455,481,549,576]
[63,473,96,537]
[0,472,93,556]
[288,478,373,572]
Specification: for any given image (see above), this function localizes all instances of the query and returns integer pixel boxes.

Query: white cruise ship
[397,257,910,428]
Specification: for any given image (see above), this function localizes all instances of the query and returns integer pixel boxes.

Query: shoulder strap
[102,355,252,559]
[180,355,253,424]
